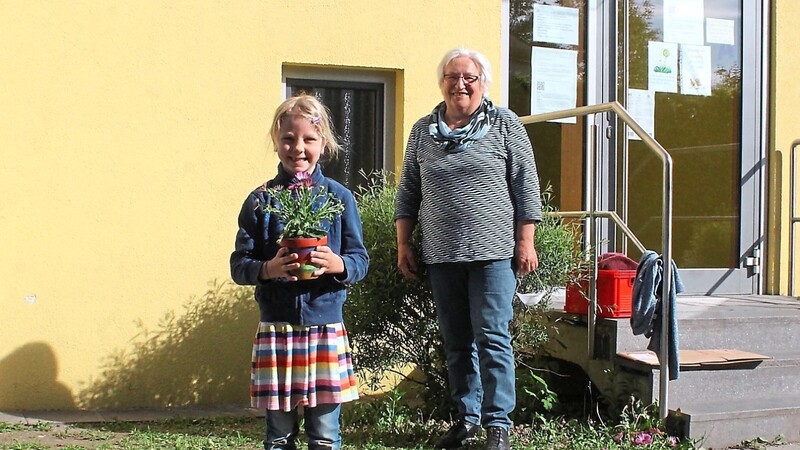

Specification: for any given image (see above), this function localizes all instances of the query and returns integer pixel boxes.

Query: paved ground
[0,404,263,425]
[0,405,264,449]
[1,406,798,449]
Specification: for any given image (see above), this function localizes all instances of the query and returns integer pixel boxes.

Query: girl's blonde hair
[269,93,341,156]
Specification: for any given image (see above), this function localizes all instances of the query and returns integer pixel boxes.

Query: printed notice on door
[627,89,655,141]
[532,4,579,46]
[531,46,578,123]
[680,44,712,96]
[648,41,678,93]
[663,0,704,45]
[706,18,735,45]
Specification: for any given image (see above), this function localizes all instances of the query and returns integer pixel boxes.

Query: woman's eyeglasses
[443,73,480,85]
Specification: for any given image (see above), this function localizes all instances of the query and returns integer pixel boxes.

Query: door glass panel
[509,0,588,212]
[622,0,742,268]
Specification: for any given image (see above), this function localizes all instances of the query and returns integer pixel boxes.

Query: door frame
[585,0,768,295]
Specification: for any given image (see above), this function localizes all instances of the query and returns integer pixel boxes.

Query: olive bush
[345,174,586,417]
[344,173,447,411]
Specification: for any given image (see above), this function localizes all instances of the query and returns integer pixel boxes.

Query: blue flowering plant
[263,172,344,242]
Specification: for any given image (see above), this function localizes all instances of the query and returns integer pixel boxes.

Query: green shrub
[516,186,589,296]
[345,173,447,413]
[345,174,587,418]
[511,186,589,378]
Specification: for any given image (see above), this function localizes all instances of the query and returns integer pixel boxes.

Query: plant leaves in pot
[263,172,344,280]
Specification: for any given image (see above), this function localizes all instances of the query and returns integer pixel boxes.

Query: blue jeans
[428,259,516,430]
[264,404,341,450]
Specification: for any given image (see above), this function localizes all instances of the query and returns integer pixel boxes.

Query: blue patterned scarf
[428,97,498,153]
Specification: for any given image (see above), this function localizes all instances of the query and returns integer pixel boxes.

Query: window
[286,75,387,192]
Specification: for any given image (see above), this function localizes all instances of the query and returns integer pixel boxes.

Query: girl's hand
[261,247,300,281]
[309,245,345,277]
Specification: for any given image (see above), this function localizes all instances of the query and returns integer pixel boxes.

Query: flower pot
[279,236,327,280]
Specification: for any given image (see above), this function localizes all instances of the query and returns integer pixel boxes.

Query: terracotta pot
[279,235,328,280]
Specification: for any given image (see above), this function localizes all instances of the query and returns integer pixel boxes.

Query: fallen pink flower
[634,432,653,445]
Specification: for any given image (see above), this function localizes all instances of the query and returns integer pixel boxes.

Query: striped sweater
[395,106,542,264]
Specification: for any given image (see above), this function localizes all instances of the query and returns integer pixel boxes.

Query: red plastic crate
[565,269,637,318]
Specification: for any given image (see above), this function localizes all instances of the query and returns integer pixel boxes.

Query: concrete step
[670,295,800,351]
[625,355,800,448]
[544,294,800,449]
[588,296,800,360]
[676,316,800,353]
[617,354,800,407]
[667,394,800,449]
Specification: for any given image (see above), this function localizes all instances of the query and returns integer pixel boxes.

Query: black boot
[484,427,509,450]
[435,420,481,448]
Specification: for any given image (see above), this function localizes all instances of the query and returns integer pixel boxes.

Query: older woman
[395,48,542,450]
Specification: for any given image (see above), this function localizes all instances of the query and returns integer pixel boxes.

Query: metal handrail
[552,210,647,253]
[788,139,800,296]
[520,101,674,418]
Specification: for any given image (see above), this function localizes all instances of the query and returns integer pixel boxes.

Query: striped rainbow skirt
[251,322,359,411]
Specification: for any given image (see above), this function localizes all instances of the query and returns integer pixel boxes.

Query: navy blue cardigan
[230,166,369,326]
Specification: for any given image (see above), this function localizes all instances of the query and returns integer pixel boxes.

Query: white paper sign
[680,45,712,96]
[663,0,705,45]
[531,47,578,123]
[648,41,679,93]
[532,4,580,46]
[627,89,655,141]
[706,18,735,45]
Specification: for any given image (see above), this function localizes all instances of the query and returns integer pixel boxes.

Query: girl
[230,94,369,450]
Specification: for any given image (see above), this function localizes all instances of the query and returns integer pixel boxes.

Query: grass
[0,416,628,450]
[4,414,778,450]
[6,391,786,449]
[0,394,703,450]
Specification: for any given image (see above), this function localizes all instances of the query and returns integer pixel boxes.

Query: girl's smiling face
[277,114,324,175]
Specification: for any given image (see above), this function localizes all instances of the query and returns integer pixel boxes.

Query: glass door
[507,0,766,294]
[508,0,589,214]
[617,0,765,294]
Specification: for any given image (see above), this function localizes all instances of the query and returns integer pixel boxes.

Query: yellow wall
[767,1,800,295]
[0,1,503,410]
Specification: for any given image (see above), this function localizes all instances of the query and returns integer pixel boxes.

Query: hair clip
[310,116,321,125]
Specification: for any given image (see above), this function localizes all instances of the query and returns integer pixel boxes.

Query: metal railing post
[614,105,674,419]
[520,101,674,418]
[789,139,800,296]
[587,123,598,357]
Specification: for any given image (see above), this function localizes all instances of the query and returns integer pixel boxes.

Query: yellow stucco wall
[0,1,503,410]
[767,1,800,295]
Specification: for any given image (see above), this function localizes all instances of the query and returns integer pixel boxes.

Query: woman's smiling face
[276,114,324,175]
[441,56,485,119]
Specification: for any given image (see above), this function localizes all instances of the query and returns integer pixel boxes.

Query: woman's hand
[515,242,539,277]
[515,221,539,276]
[396,218,418,280]
[310,245,345,277]
[397,242,418,280]
[261,246,300,281]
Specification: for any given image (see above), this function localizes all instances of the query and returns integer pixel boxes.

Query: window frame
[282,66,396,176]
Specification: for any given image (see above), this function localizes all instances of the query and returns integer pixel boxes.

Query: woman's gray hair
[436,47,493,93]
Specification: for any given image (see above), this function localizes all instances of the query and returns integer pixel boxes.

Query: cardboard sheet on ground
[617,349,771,368]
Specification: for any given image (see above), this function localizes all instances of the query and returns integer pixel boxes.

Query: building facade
[0,0,797,411]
